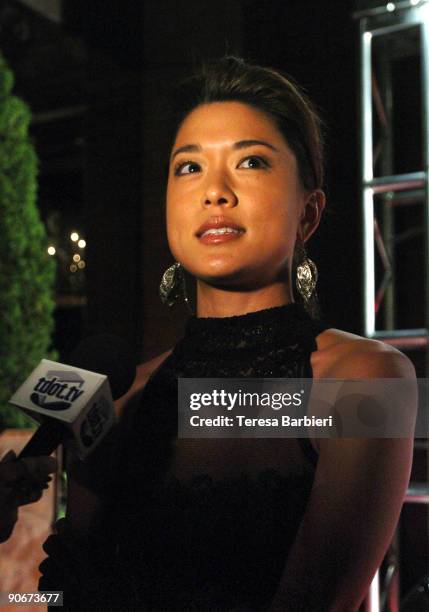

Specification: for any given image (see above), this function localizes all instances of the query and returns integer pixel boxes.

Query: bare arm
[268,349,416,612]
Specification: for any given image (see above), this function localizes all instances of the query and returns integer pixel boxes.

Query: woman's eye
[238,156,269,169]
[173,161,201,176]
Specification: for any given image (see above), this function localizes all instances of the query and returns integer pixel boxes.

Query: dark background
[1,0,427,601]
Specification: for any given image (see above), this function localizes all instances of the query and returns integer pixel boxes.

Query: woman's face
[166,101,313,290]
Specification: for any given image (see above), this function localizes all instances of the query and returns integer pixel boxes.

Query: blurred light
[363,32,372,42]
[410,0,420,5]
[78,260,86,269]
[386,2,395,11]
[78,239,86,248]
[70,232,79,242]
[47,246,56,256]
[73,254,81,263]
[70,264,77,273]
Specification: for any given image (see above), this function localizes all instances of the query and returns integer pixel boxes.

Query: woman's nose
[201,176,238,208]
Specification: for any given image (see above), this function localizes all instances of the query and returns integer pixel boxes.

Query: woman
[39,56,416,611]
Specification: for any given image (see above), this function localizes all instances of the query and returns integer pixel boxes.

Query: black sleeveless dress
[40,302,329,611]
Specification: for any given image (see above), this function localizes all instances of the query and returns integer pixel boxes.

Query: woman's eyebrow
[171,143,200,160]
[171,139,279,161]
[233,139,279,153]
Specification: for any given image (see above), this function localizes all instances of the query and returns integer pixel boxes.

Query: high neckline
[186,302,310,335]
[176,302,325,367]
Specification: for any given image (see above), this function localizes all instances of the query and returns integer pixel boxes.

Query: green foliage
[0,54,14,99]
[0,53,56,430]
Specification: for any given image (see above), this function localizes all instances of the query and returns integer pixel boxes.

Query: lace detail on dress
[175,302,318,378]
[41,302,330,610]
[98,303,326,609]
[86,303,324,498]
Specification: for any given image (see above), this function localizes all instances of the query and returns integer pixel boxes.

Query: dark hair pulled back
[170,55,325,192]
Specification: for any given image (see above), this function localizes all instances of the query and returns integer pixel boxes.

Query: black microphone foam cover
[68,334,136,400]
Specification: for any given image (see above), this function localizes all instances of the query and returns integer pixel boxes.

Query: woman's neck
[196,281,293,318]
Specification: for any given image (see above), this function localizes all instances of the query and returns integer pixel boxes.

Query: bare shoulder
[114,348,173,416]
[310,328,417,457]
[312,328,416,379]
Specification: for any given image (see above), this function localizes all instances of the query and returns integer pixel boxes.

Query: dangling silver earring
[159,262,192,311]
[295,244,318,303]
[159,262,183,306]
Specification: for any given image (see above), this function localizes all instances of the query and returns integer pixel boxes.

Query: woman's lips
[198,227,245,245]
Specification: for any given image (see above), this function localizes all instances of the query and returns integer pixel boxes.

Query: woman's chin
[195,269,270,292]
[194,266,249,287]
[187,259,240,279]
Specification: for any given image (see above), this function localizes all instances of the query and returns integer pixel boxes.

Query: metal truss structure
[354,2,429,610]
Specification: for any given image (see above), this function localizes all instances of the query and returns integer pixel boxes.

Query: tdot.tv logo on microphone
[30,370,85,411]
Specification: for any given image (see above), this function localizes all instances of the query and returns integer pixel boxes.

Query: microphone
[8,334,136,460]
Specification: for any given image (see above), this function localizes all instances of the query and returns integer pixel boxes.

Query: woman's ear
[298,189,326,242]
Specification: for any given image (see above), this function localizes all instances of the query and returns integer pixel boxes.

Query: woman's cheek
[168,224,190,264]
[166,219,179,258]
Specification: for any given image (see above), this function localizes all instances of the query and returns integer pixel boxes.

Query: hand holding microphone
[2,333,135,545]
[0,450,57,543]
